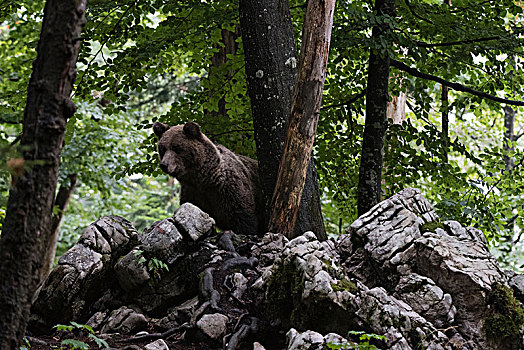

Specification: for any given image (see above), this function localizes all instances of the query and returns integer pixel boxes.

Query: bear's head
[153,121,219,182]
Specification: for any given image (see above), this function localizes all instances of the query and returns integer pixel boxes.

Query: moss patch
[420,221,444,233]
[485,283,524,339]
[331,278,358,294]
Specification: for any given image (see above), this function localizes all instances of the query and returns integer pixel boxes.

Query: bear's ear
[153,122,170,138]
[183,122,202,139]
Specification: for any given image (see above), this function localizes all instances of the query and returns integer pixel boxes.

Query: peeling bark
[267,0,336,237]
[239,0,327,239]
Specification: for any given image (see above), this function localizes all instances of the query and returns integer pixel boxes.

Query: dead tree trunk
[357,0,395,217]
[239,0,327,239]
[267,0,336,237]
[0,0,86,347]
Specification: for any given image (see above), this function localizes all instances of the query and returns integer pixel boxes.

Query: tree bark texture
[267,0,335,237]
[206,29,238,120]
[239,0,327,239]
[0,0,86,347]
[40,174,77,286]
[503,105,515,171]
[442,85,449,162]
[357,0,395,217]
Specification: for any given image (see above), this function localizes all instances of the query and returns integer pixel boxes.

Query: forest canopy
[1,0,524,270]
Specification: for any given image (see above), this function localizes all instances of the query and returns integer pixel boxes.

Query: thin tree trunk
[0,0,86,347]
[239,0,327,239]
[268,0,336,237]
[206,28,238,120]
[442,85,450,162]
[357,0,395,217]
[441,0,451,162]
[40,174,77,284]
[504,105,515,171]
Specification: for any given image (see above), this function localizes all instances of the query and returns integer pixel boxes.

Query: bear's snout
[160,161,169,173]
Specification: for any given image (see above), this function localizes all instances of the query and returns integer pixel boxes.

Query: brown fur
[153,121,263,236]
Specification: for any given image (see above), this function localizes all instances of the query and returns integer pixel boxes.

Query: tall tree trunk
[441,0,451,162]
[503,105,515,171]
[0,0,86,347]
[239,0,327,239]
[357,0,395,217]
[267,0,335,237]
[442,85,450,162]
[206,28,238,120]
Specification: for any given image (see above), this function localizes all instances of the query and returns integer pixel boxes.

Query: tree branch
[391,60,524,106]
[415,36,501,48]
[321,89,366,110]
[403,0,433,24]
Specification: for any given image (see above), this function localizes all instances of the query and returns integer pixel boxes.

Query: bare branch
[391,60,524,106]
[321,89,366,110]
[415,36,501,48]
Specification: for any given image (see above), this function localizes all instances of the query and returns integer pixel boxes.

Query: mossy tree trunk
[0,0,86,347]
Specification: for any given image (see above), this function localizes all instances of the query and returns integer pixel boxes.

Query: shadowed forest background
[1,0,524,276]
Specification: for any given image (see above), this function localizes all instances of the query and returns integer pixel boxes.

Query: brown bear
[153,121,263,236]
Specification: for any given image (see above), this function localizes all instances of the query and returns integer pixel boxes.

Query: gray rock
[100,306,148,334]
[394,273,455,328]
[253,342,266,350]
[155,296,199,330]
[263,228,448,349]
[228,272,249,300]
[505,269,524,303]
[173,202,215,241]
[196,313,229,340]
[252,232,289,267]
[114,248,151,291]
[286,329,324,350]
[29,216,137,333]
[337,187,520,349]
[286,329,349,350]
[139,218,184,265]
[79,215,138,256]
[86,311,108,330]
[144,339,169,350]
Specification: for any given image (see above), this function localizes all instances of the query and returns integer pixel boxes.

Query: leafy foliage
[54,322,109,349]
[1,1,524,268]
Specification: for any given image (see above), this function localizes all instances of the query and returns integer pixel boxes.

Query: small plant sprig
[53,321,109,349]
[326,330,386,350]
[134,249,169,281]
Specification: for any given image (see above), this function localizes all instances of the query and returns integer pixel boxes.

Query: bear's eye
[158,145,166,155]
[173,145,183,153]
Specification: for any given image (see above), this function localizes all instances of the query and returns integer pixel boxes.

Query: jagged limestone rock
[196,313,229,340]
[29,216,138,334]
[114,247,151,291]
[338,188,521,350]
[286,328,349,350]
[173,202,215,241]
[262,228,448,349]
[100,306,148,334]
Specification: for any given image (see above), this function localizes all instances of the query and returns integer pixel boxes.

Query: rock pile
[29,189,524,349]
